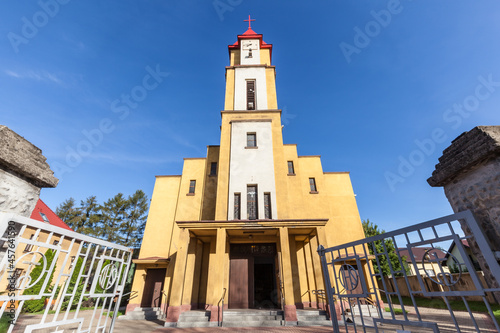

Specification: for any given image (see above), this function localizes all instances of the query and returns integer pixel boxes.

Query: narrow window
[53,240,59,246]
[189,180,196,194]
[287,161,295,175]
[24,234,34,252]
[247,133,256,147]
[210,162,217,176]
[234,193,241,220]
[264,193,272,219]
[247,80,256,110]
[309,178,317,193]
[247,185,258,220]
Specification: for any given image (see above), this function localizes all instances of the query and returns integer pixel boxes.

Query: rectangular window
[309,178,317,193]
[53,240,59,246]
[210,162,217,176]
[24,234,34,252]
[189,180,196,194]
[287,161,295,175]
[247,185,258,220]
[247,133,256,147]
[264,193,272,219]
[247,80,256,110]
[234,193,241,220]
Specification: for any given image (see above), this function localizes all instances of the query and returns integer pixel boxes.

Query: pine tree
[122,190,149,248]
[362,219,408,277]
[101,193,128,243]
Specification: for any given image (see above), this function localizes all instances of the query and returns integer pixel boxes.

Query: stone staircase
[117,307,165,321]
[175,310,212,328]
[350,304,379,317]
[296,309,332,326]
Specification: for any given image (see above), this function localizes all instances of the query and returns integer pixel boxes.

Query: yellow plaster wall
[230,50,240,66]
[224,68,235,111]
[265,67,278,109]
[260,49,271,66]
[201,146,220,220]
[138,176,181,259]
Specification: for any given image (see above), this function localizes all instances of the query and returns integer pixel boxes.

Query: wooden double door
[228,244,280,309]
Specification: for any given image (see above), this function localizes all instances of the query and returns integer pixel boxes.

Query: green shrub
[22,249,56,313]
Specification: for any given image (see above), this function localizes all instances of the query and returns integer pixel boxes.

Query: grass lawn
[383,295,500,324]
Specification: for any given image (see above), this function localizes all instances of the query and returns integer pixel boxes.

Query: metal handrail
[218,288,226,327]
[122,290,138,301]
[311,289,329,319]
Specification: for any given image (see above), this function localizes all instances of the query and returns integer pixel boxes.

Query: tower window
[309,178,318,193]
[247,185,258,220]
[247,80,256,110]
[210,162,217,176]
[188,180,196,194]
[234,193,241,220]
[246,133,257,148]
[264,193,272,219]
[287,161,295,175]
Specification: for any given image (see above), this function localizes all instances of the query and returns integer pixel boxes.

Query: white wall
[227,121,278,220]
[240,39,260,65]
[234,67,268,110]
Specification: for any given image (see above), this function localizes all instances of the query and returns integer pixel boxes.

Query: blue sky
[1,1,499,234]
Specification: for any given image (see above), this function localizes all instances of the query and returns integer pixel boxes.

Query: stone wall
[0,125,58,217]
[428,126,500,302]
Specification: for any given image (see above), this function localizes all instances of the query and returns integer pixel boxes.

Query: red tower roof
[228,16,273,59]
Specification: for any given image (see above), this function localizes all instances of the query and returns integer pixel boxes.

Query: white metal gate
[318,210,500,332]
[0,213,132,333]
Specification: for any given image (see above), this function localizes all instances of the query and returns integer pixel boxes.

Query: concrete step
[223,320,284,327]
[224,315,281,321]
[296,315,328,321]
[118,306,166,320]
[297,320,332,327]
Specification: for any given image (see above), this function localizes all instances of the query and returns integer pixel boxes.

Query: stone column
[428,126,500,301]
[0,126,58,217]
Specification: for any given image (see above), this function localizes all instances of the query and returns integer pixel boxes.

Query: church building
[128,19,368,326]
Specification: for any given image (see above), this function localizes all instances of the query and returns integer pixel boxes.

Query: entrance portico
[162,219,328,324]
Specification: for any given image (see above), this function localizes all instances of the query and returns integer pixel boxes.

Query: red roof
[30,199,73,231]
[228,27,273,59]
[398,247,447,262]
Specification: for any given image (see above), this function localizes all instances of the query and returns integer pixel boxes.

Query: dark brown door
[141,268,166,307]
[229,258,249,308]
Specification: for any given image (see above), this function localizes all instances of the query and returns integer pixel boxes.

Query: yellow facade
[129,26,368,325]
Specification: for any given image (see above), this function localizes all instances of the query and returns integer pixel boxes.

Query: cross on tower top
[244,15,255,29]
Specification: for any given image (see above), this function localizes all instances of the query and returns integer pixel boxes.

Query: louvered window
[247,80,256,110]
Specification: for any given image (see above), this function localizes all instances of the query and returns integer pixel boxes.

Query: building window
[24,234,34,252]
[247,80,256,110]
[210,162,217,176]
[188,180,196,194]
[234,193,241,220]
[247,133,257,148]
[287,161,295,175]
[247,185,258,220]
[264,193,272,219]
[53,240,59,246]
[39,212,50,223]
[309,178,318,193]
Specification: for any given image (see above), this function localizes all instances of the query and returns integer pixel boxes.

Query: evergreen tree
[101,193,128,244]
[362,219,408,277]
[123,190,149,248]
[56,196,101,237]
[55,198,81,231]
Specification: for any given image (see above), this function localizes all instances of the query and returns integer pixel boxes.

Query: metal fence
[0,213,132,333]
[318,210,500,333]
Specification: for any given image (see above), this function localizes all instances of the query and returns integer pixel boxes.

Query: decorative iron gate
[0,213,132,333]
[318,210,500,332]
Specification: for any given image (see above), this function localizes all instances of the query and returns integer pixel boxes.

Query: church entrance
[228,243,279,309]
[141,268,166,307]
